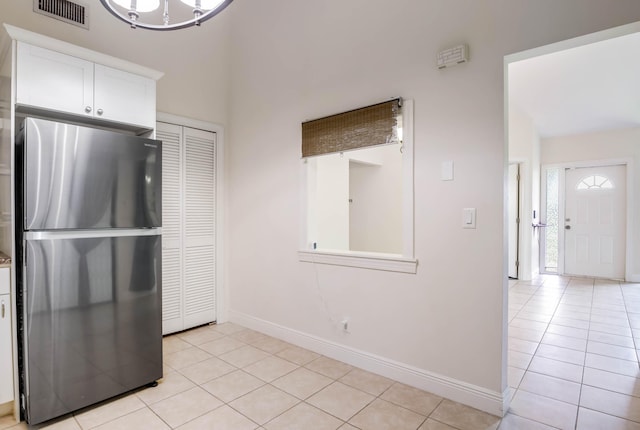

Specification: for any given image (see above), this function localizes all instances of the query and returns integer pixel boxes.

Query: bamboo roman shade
[301,98,401,158]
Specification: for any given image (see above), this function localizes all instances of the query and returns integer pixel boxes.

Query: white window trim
[298,249,417,273]
[298,99,416,273]
[576,174,613,190]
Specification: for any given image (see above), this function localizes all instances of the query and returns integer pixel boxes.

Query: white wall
[508,105,542,280]
[226,0,640,413]
[349,145,403,254]
[308,144,402,253]
[2,0,639,416]
[0,93,9,256]
[313,154,349,250]
[0,2,231,125]
[542,127,640,280]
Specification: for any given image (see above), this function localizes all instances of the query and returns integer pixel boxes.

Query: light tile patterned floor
[506,275,640,430]
[0,274,638,429]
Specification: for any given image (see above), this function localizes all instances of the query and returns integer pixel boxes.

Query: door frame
[504,20,640,416]
[508,162,522,279]
[540,158,633,281]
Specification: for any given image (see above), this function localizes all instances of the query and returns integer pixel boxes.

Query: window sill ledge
[298,250,418,274]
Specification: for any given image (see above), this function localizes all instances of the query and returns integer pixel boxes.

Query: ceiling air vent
[34,0,89,29]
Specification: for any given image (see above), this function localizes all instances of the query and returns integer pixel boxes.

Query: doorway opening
[504,20,640,419]
[506,22,640,283]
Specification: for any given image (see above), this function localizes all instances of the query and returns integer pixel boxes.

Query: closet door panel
[161,248,182,334]
[185,130,216,247]
[157,124,182,249]
[184,128,216,325]
[183,245,216,328]
[157,122,183,334]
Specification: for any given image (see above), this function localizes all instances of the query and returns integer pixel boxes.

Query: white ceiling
[509,31,640,138]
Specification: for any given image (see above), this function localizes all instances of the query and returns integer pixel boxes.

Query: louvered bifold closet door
[183,127,217,328]
[156,122,183,335]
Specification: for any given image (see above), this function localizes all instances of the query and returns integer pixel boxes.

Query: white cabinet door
[94,64,156,129]
[157,122,216,334]
[0,293,13,405]
[16,42,93,117]
[16,43,156,129]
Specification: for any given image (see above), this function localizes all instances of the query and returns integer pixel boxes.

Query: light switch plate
[441,161,454,181]
[462,208,476,229]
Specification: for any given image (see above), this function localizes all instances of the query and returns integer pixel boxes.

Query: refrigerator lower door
[22,230,162,424]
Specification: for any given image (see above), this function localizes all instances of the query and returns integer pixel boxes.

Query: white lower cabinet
[157,122,217,335]
[0,267,13,405]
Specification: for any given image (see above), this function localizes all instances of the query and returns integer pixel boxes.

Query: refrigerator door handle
[25,228,162,241]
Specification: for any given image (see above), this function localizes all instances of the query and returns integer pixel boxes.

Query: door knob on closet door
[85,106,92,113]
[97,109,104,116]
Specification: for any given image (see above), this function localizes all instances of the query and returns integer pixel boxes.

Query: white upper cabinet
[16,42,156,129]
[16,42,93,117]
[94,64,156,128]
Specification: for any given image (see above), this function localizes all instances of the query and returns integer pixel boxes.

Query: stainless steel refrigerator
[16,117,163,424]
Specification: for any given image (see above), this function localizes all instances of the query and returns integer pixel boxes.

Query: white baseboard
[229,310,508,417]
[0,401,13,418]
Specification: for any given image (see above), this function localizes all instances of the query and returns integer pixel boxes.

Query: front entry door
[564,165,626,279]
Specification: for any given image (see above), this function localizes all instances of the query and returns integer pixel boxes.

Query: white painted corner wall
[508,106,542,281]
[1,0,639,419]
[225,0,640,417]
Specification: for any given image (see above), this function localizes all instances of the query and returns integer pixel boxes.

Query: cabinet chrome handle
[97,108,104,116]
[85,106,92,113]
[1,301,4,318]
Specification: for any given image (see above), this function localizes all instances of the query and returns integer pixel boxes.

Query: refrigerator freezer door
[22,117,161,230]
[22,233,162,424]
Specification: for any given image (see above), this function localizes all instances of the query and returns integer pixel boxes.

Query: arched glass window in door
[576,174,614,190]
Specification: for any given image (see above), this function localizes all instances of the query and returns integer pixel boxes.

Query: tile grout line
[506,276,573,429]
[619,283,640,364]
[508,276,612,429]
[27,301,640,430]
[173,330,398,429]
[206,332,440,425]
[571,277,595,429]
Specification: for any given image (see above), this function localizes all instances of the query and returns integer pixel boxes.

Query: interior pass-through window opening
[302,98,408,256]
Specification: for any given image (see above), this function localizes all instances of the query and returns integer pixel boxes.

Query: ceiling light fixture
[100,0,233,30]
